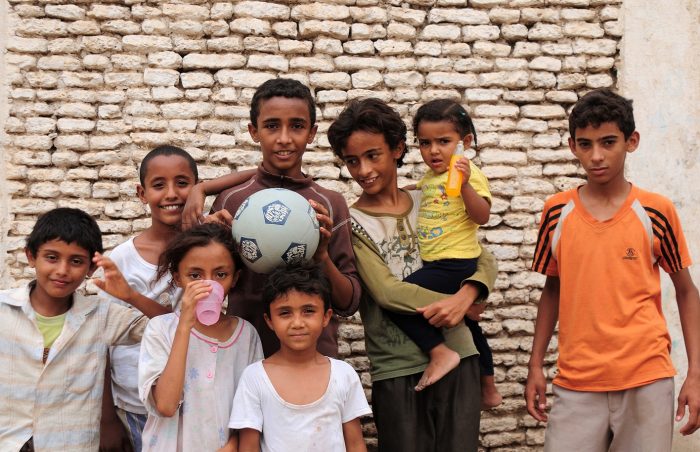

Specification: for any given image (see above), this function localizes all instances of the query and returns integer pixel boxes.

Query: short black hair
[569,89,636,140]
[26,208,103,259]
[250,78,316,127]
[262,261,332,316]
[413,98,478,146]
[138,145,198,186]
[327,98,407,167]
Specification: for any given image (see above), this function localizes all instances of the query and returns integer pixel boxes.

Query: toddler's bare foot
[480,375,502,409]
[414,344,460,391]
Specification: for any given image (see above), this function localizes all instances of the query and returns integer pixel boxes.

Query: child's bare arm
[152,280,211,417]
[237,429,261,452]
[216,430,238,452]
[671,268,700,435]
[525,275,560,422]
[183,170,257,228]
[342,418,367,452]
[454,157,490,225]
[92,253,170,318]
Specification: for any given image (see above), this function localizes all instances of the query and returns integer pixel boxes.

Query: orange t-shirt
[532,185,692,391]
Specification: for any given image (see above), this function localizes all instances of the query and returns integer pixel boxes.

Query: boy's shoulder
[630,185,676,210]
[0,286,29,308]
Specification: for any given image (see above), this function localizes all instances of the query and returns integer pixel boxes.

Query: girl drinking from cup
[139,224,263,451]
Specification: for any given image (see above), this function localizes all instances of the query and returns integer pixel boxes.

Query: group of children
[0,76,698,452]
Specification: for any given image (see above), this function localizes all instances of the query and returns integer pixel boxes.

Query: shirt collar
[256,163,313,190]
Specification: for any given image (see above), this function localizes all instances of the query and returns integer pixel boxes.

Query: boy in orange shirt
[526,89,700,451]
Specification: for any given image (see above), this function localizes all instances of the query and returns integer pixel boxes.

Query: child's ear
[136,184,146,203]
[322,308,333,328]
[462,133,474,148]
[263,312,274,331]
[306,124,318,144]
[626,131,640,154]
[25,248,36,268]
[568,136,578,156]
[172,272,182,288]
[391,140,406,161]
[248,123,260,143]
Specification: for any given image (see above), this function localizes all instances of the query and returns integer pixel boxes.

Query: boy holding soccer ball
[184,78,361,357]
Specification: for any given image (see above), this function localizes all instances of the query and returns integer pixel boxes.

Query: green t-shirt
[35,312,66,349]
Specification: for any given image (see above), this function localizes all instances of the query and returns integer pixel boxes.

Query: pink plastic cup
[195,280,225,326]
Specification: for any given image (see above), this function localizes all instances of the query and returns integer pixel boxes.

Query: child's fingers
[677,394,686,422]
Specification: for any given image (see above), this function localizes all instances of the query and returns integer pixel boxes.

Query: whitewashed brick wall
[0,1,624,450]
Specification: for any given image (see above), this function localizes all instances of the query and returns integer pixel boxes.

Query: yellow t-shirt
[35,311,67,349]
[416,162,491,261]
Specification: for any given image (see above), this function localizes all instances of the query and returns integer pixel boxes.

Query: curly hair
[412,98,478,146]
[569,89,635,140]
[327,98,408,167]
[262,260,331,316]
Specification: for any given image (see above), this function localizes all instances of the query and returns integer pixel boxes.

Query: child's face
[416,120,473,174]
[340,130,404,197]
[173,242,238,294]
[25,239,93,305]
[264,290,332,353]
[568,121,639,186]
[137,155,196,228]
[248,96,318,178]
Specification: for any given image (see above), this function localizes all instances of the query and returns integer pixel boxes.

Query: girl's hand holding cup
[179,280,214,329]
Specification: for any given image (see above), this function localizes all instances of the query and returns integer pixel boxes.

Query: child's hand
[453,156,472,184]
[309,200,331,262]
[525,367,549,422]
[92,253,135,303]
[676,374,700,435]
[203,210,233,228]
[466,303,485,321]
[179,280,212,329]
[182,183,207,230]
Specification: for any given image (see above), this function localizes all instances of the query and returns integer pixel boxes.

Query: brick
[291,4,350,21]
[233,1,290,20]
[183,53,246,69]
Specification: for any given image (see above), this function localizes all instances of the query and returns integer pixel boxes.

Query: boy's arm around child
[352,229,497,326]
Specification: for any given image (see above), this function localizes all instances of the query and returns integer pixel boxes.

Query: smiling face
[569,121,639,187]
[173,241,238,295]
[340,130,404,198]
[26,239,93,311]
[416,120,473,174]
[137,155,196,229]
[264,289,332,353]
[248,96,318,178]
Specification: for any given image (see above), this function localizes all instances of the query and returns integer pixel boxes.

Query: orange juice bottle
[445,142,465,197]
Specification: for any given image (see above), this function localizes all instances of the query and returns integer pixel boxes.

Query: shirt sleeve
[353,232,496,313]
[104,302,148,346]
[468,163,491,201]
[338,362,372,423]
[138,317,174,415]
[228,364,264,432]
[648,198,693,273]
[326,193,362,318]
[532,196,562,276]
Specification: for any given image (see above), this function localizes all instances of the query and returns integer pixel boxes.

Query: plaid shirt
[0,284,148,452]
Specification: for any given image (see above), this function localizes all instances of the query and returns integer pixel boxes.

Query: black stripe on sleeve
[645,207,682,272]
[533,204,565,272]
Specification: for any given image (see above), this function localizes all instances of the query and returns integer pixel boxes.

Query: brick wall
[1,1,624,450]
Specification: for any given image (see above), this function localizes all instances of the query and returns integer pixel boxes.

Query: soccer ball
[232,188,320,274]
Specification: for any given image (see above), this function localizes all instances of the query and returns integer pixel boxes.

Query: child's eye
[440,139,452,145]
[343,157,358,166]
[177,180,191,187]
[188,273,201,280]
[216,271,228,279]
[418,140,430,148]
[368,152,380,161]
[71,258,85,266]
[45,254,58,262]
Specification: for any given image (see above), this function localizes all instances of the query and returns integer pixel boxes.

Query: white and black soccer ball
[232,188,320,274]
